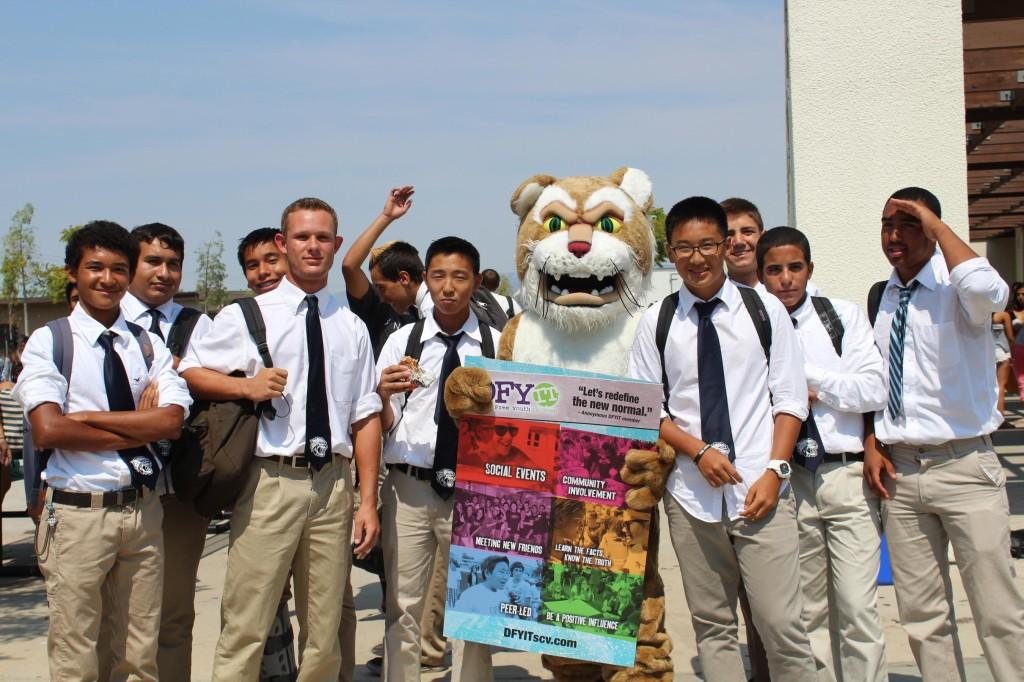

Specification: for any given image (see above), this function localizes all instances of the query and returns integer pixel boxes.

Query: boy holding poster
[628,197,818,681]
[375,237,499,681]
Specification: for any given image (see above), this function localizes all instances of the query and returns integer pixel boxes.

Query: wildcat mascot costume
[446,167,675,680]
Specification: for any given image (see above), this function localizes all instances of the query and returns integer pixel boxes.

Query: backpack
[171,297,275,516]
[810,296,845,357]
[867,280,887,327]
[402,317,496,364]
[470,288,515,331]
[654,287,770,415]
[34,317,154,488]
[165,306,205,358]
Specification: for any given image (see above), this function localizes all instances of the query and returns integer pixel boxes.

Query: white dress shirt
[14,305,192,492]
[791,295,886,454]
[179,277,381,458]
[121,291,213,350]
[628,279,808,522]
[415,282,435,317]
[873,255,1008,446]
[377,313,497,468]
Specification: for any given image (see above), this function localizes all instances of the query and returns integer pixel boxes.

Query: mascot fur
[446,167,675,681]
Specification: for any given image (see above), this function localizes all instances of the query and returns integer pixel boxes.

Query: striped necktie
[887,281,919,419]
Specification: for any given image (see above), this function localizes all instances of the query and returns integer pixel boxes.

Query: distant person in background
[1010,282,1024,405]
[0,339,18,547]
[992,309,1014,420]
[720,197,766,292]
[480,268,521,318]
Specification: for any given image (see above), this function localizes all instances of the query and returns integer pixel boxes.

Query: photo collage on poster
[445,411,655,665]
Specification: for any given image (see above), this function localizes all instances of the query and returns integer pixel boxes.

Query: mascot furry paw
[445,168,674,681]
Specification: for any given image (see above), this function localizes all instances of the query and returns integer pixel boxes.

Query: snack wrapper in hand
[400,356,435,389]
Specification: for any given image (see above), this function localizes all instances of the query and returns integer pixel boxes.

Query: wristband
[693,443,712,466]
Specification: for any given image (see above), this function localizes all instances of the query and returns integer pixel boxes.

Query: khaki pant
[420,549,449,667]
[883,439,1024,682]
[212,456,354,682]
[35,488,164,682]
[663,489,818,682]
[381,470,489,680]
[792,460,887,682]
[157,494,210,681]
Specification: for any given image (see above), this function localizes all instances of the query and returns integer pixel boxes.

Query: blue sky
[0,1,785,292]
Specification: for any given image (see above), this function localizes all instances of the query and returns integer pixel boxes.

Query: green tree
[37,225,83,303]
[496,275,513,296]
[649,207,669,266]
[2,203,42,338]
[195,231,229,313]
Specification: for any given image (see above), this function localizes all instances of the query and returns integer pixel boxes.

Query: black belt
[822,452,864,463]
[388,462,433,481]
[51,487,141,508]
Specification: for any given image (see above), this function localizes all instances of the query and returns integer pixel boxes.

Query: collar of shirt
[71,304,135,347]
[121,291,182,326]
[675,278,742,318]
[422,310,483,344]
[273,276,332,315]
[884,248,944,294]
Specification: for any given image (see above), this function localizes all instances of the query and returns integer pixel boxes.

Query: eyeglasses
[668,239,726,257]
[494,425,519,437]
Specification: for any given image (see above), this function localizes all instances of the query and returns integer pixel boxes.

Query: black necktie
[432,332,463,499]
[304,295,331,471]
[148,309,164,340]
[97,331,159,489]
[791,316,825,472]
[695,299,735,462]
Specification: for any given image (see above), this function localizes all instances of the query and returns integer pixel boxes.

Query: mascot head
[511,167,655,333]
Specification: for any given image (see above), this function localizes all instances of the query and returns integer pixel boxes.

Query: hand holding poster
[443,358,662,667]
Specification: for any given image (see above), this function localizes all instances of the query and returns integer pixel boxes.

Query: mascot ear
[511,174,557,219]
[609,167,654,213]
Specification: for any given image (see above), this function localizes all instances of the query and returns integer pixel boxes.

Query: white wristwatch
[766,460,791,480]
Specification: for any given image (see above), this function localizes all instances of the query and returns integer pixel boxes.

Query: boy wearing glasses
[628,197,817,681]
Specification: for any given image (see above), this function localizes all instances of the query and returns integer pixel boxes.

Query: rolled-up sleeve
[950,257,1009,326]
[765,299,809,421]
[13,327,67,416]
[627,311,668,419]
[810,303,886,413]
[178,305,254,376]
[350,321,382,424]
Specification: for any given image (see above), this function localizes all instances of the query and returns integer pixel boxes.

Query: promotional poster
[443,359,661,667]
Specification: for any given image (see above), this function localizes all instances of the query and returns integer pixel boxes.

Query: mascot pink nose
[568,241,591,258]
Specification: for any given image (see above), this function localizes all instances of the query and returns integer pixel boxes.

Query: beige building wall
[786,0,968,307]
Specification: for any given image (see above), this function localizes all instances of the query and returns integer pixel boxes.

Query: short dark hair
[665,196,728,243]
[64,280,76,304]
[719,197,764,231]
[66,221,138,276]
[480,555,509,578]
[425,236,480,275]
[756,226,811,271]
[481,269,501,290]
[889,187,942,218]
[237,227,281,268]
[131,222,185,260]
[281,197,338,233]
[372,241,424,284]
[509,561,525,573]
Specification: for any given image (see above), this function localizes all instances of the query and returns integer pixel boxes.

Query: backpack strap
[479,324,495,359]
[503,295,516,321]
[125,322,154,371]
[810,296,845,357]
[867,280,887,327]
[738,286,772,363]
[655,292,680,416]
[403,318,427,361]
[46,317,74,384]
[234,298,273,369]
[166,307,204,358]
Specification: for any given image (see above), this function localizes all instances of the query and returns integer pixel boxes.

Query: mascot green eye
[598,216,622,233]
[543,216,565,232]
